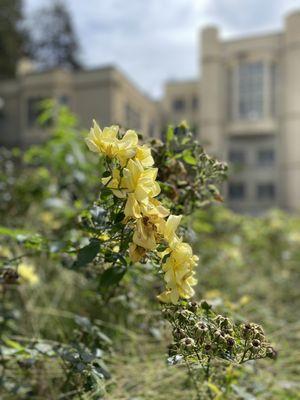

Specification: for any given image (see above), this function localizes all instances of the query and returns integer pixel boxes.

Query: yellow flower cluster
[85,121,198,304]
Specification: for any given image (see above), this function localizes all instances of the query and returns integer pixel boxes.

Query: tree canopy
[0,0,25,78]
[29,1,82,71]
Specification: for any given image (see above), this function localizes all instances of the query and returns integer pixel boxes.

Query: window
[59,95,70,105]
[257,183,275,200]
[238,62,264,120]
[229,150,246,165]
[257,149,274,166]
[192,96,199,110]
[172,98,185,111]
[228,182,246,200]
[27,97,45,127]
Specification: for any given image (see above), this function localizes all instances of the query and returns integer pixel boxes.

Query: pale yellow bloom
[122,159,160,218]
[158,241,198,304]
[141,198,170,220]
[159,214,182,246]
[158,272,197,304]
[134,145,154,167]
[124,193,142,218]
[86,121,138,165]
[117,130,139,165]
[18,263,39,286]
[133,218,157,250]
[85,121,119,155]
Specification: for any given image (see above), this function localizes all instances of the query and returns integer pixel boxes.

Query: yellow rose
[134,145,154,167]
[158,242,198,304]
[85,120,119,156]
[159,214,182,246]
[157,271,197,304]
[141,198,170,220]
[124,193,142,218]
[117,130,139,165]
[122,160,160,218]
[86,121,138,165]
[133,217,157,250]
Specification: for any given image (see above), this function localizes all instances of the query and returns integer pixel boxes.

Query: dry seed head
[226,336,235,348]
[180,337,195,349]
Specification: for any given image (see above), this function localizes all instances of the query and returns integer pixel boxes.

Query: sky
[25,0,300,98]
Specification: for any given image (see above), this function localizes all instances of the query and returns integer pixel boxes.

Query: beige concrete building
[0,65,160,148]
[162,10,300,213]
[161,80,200,133]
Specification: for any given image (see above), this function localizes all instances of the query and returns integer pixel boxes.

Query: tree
[29,1,82,71]
[0,0,25,78]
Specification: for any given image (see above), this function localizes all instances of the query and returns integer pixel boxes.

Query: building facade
[0,65,160,148]
[161,80,200,132]
[163,10,300,213]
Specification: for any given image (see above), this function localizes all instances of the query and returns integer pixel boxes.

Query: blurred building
[1,10,300,212]
[160,80,200,132]
[0,65,160,148]
[161,10,300,213]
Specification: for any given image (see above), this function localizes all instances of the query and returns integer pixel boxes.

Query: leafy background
[0,105,299,399]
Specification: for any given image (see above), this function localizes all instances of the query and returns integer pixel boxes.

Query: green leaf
[102,171,111,178]
[0,226,32,238]
[200,300,212,312]
[99,266,126,288]
[114,212,125,223]
[166,126,174,143]
[182,150,197,165]
[74,238,100,268]
[157,243,167,252]
[4,338,25,351]
[207,382,222,399]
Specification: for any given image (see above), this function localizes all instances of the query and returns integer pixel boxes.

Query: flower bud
[180,337,195,349]
[195,321,208,337]
[189,301,198,313]
[173,328,186,340]
[266,346,278,360]
[203,343,213,354]
[250,338,261,353]
[226,336,235,348]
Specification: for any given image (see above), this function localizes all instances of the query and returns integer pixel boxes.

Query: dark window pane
[172,98,185,111]
[257,183,275,200]
[192,96,199,110]
[238,62,264,120]
[229,182,245,200]
[257,149,274,165]
[229,150,245,165]
[59,95,69,105]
